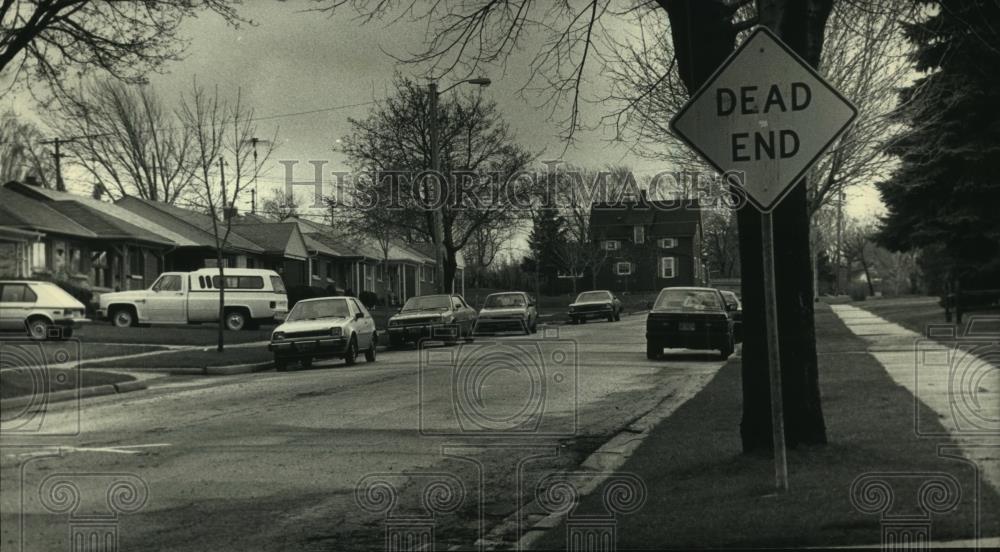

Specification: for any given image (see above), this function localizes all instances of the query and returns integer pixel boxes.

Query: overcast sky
[4,1,883,225]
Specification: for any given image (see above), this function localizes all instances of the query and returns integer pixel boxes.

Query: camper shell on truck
[97,268,288,330]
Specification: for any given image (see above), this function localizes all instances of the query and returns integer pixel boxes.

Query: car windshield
[654,289,723,312]
[576,291,611,303]
[401,295,451,311]
[484,294,525,308]
[286,299,350,321]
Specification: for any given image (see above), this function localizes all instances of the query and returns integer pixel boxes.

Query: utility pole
[242,137,269,215]
[427,77,491,294]
[39,138,69,191]
[835,186,845,295]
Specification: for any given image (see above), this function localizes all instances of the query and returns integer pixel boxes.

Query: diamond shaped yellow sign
[670,27,858,212]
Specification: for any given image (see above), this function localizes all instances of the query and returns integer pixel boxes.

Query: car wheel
[719,335,735,360]
[275,358,289,372]
[344,336,358,366]
[365,334,377,362]
[224,309,247,331]
[26,317,49,341]
[646,341,661,360]
[299,357,313,370]
[111,307,136,328]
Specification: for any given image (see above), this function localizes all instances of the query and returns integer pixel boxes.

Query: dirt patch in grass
[83,345,271,369]
[1,368,135,399]
[531,303,1000,549]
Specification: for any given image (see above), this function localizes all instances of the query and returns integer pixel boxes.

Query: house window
[69,248,83,274]
[633,226,644,244]
[615,262,632,275]
[660,257,676,279]
[311,259,320,279]
[423,265,434,283]
[659,238,677,249]
[326,261,334,281]
[30,242,46,272]
[364,264,374,290]
[603,240,620,251]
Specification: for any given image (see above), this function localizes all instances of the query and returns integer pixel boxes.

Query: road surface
[1,315,725,551]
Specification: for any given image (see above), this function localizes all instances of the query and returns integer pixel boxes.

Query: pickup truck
[98,268,288,330]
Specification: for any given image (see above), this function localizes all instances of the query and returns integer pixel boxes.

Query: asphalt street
[1,314,725,551]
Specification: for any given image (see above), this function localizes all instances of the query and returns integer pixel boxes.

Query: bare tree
[259,188,301,221]
[466,222,517,288]
[51,80,195,203]
[703,209,740,279]
[842,217,878,296]
[0,111,53,184]
[179,82,274,351]
[337,76,535,292]
[1,1,244,99]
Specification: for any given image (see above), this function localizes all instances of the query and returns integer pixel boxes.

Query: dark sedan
[567,290,622,324]
[645,287,736,360]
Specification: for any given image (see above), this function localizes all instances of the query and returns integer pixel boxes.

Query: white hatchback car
[268,296,378,370]
[0,280,89,340]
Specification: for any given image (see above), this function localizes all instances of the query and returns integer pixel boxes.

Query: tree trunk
[443,249,458,294]
[665,0,829,453]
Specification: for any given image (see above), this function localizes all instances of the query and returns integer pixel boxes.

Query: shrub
[848,283,868,302]
[359,290,378,310]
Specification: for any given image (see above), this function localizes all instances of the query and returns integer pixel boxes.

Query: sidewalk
[525,304,1000,550]
[830,304,999,493]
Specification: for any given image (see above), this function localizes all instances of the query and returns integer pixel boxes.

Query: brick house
[590,198,706,292]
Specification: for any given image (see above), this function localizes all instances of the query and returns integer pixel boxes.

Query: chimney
[24,175,40,187]
[223,204,238,221]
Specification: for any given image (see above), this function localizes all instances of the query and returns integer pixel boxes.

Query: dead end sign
[670,27,858,212]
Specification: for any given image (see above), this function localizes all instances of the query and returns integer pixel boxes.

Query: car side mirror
[355,311,365,319]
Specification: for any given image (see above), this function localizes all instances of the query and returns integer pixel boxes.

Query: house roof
[6,182,196,246]
[0,187,97,237]
[115,196,264,253]
[44,201,174,245]
[590,199,702,236]
[231,222,307,259]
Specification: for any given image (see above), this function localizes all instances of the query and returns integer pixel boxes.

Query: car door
[351,298,375,349]
[0,283,36,331]
[146,274,187,324]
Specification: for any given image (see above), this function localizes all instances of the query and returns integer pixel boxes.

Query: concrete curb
[203,362,274,376]
[475,383,708,550]
[0,380,148,412]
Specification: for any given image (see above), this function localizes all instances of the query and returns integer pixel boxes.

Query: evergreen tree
[528,206,567,294]
[876,0,1000,291]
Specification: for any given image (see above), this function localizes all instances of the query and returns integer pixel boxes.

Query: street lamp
[428,76,491,293]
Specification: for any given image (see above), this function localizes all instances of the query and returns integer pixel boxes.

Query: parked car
[645,287,736,360]
[97,268,288,331]
[474,291,538,335]
[268,296,377,370]
[567,290,622,324]
[0,280,89,340]
[719,290,743,343]
[386,294,477,348]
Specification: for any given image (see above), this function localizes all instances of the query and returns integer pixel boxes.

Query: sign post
[669,27,858,492]
[760,211,787,491]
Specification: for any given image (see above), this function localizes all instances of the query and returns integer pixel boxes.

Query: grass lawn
[83,344,271,369]
[855,295,1000,337]
[0,339,166,365]
[72,322,275,346]
[1,368,135,399]
[532,302,1000,549]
